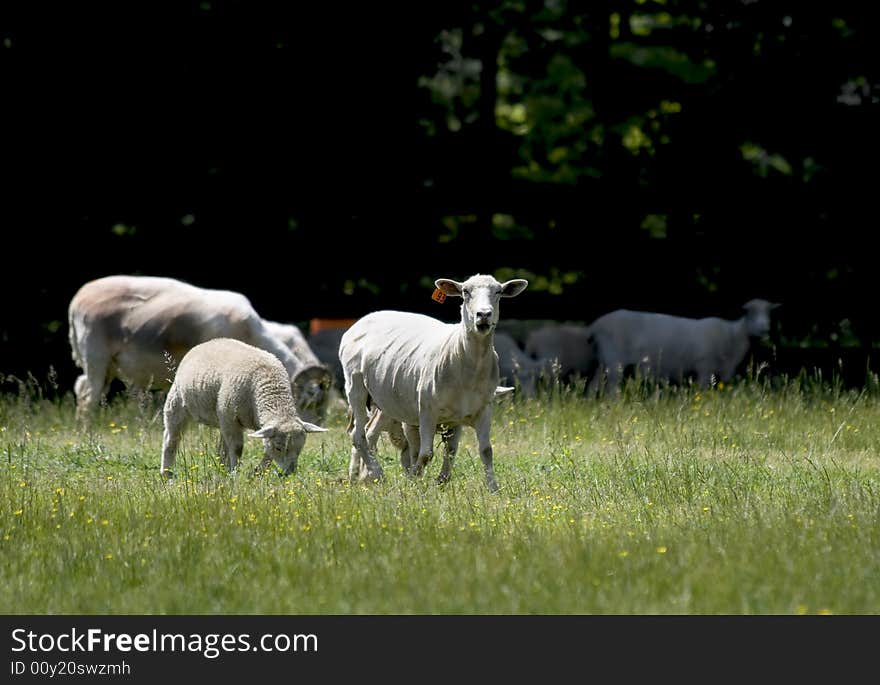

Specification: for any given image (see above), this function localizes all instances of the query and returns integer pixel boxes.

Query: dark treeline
[2,1,878,391]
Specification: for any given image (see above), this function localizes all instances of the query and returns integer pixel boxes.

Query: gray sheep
[587,299,780,391]
[524,324,598,383]
[494,331,553,398]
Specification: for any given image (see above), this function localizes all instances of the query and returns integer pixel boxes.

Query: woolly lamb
[160,338,327,477]
[339,273,528,491]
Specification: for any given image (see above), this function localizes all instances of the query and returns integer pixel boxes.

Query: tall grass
[1,377,878,614]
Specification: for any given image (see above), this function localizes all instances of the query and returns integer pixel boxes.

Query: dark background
[2,1,878,392]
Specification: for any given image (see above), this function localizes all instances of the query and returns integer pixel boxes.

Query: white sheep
[358,386,516,478]
[339,274,528,491]
[160,338,327,477]
[587,299,780,391]
[67,275,331,424]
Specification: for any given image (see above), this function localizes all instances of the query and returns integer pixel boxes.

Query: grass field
[2,377,879,614]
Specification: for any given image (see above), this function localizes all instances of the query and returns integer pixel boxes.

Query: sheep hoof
[359,467,385,484]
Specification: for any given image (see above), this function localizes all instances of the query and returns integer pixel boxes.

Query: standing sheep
[67,275,330,424]
[161,338,327,478]
[587,299,780,391]
[339,274,528,491]
[358,387,515,479]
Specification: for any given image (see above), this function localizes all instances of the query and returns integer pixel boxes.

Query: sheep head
[434,274,529,337]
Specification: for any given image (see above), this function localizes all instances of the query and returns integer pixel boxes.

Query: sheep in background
[587,299,780,392]
[524,324,598,384]
[261,319,321,368]
[339,274,528,491]
[67,275,330,424]
[308,326,350,393]
[160,338,327,478]
[494,331,553,398]
[261,319,334,418]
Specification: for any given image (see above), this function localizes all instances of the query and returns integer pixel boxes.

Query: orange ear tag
[431,288,447,303]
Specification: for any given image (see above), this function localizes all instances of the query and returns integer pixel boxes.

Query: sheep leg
[474,408,499,493]
[364,409,411,473]
[436,425,462,484]
[411,413,437,478]
[345,373,384,482]
[388,422,411,473]
[160,390,187,478]
[402,423,421,475]
[585,368,605,397]
[219,422,244,473]
[364,408,402,480]
[603,360,623,395]
[75,357,109,425]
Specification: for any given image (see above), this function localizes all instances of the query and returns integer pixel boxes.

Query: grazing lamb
[339,274,528,491]
[587,299,780,391]
[67,275,330,424]
[524,324,598,383]
[160,338,327,477]
[494,330,553,398]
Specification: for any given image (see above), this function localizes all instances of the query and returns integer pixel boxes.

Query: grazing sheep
[67,275,330,424]
[494,330,553,398]
[261,319,333,418]
[339,274,528,491]
[160,338,327,478]
[261,319,320,368]
[587,299,780,391]
[308,326,350,392]
[524,324,598,383]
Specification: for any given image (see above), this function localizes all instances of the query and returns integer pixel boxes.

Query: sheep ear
[249,426,276,439]
[771,302,782,310]
[494,386,515,397]
[500,279,529,298]
[300,421,328,434]
[435,279,463,297]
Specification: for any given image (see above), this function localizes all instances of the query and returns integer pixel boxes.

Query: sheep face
[251,420,328,475]
[435,274,529,337]
[291,366,333,424]
[742,299,780,340]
